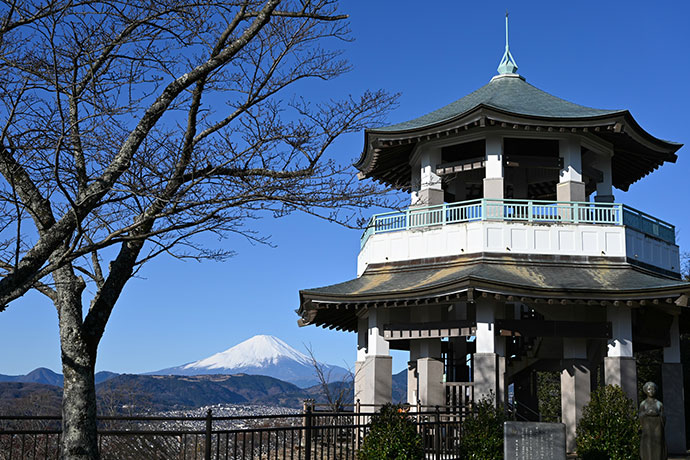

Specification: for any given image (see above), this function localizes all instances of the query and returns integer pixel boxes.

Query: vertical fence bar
[205,409,212,460]
[434,406,441,460]
[304,406,312,460]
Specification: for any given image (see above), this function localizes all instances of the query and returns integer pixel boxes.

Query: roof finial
[497,11,519,75]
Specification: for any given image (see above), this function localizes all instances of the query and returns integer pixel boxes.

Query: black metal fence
[0,406,467,460]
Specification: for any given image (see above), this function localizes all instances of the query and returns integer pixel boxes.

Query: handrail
[360,198,675,248]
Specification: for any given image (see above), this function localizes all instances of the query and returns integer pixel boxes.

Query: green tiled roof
[375,75,623,133]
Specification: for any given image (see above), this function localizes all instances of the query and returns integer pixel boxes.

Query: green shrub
[576,385,640,460]
[357,403,424,460]
[458,395,506,460]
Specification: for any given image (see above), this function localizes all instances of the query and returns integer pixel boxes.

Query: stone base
[413,188,444,206]
[561,360,591,453]
[556,180,585,202]
[604,356,637,405]
[483,178,504,200]
[473,352,498,404]
[357,355,392,412]
[418,358,445,408]
[662,363,687,454]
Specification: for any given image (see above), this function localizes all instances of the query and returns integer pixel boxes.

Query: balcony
[358,199,679,276]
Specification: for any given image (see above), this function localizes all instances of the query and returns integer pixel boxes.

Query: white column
[476,300,496,354]
[557,138,585,202]
[662,314,686,454]
[607,306,633,358]
[357,316,367,361]
[605,306,636,403]
[412,148,443,206]
[593,153,614,203]
[367,308,389,356]
[354,316,367,404]
[474,299,499,404]
[410,161,421,206]
[483,134,504,199]
[664,313,681,363]
[408,343,420,405]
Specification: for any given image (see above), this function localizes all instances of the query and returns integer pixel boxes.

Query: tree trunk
[55,265,100,460]
[61,353,99,459]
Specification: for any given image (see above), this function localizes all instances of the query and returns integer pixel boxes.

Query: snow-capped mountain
[151,335,350,388]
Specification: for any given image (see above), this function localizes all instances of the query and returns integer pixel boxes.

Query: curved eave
[355,106,681,192]
[297,255,690,332]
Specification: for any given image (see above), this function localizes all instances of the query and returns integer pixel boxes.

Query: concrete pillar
[496,335,507,406]
[407,342,420,405]
[662,314,686,454]
[592,153,614,203]
[561,338,591,453]
[605,306,637,404]
[358,309,392,411]
[418,357,445,408]
[354,316,367,403]
[557,138,585,202]
[483,134,504,199]
[412,148,443,206]
[474,299,500,404]
[410,162,421,206]
[360,355,393,410]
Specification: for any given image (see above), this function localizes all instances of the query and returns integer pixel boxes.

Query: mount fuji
[151,335,351,388]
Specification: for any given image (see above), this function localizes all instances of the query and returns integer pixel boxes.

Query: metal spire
[497,12,518,75]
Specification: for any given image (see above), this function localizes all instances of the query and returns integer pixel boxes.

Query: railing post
[305,405,312,460]
[573,202,579,224]
[205,408,212,460]
[405,208,410,230]
[528,200,533,222]
[480,199,486,221]
[442,202,447,226]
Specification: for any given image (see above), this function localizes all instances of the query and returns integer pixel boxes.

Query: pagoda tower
[297,17,689,454]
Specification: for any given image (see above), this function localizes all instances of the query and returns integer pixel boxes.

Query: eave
[355,106,681,192]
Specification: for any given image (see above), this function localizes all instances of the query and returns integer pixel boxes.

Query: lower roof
[297,254,689,332]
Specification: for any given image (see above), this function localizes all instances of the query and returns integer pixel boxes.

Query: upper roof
[375,74,623,133]
[355,73,681,191]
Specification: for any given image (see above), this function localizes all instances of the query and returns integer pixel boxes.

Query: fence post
[355,399,361,450]
[305,405,312,460]
[205,409,212,460]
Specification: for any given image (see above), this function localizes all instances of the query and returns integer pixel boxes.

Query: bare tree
[305,344,354,411]
[0,1,397,457]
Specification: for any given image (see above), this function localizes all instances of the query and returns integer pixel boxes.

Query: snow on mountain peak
[182,335,313,371]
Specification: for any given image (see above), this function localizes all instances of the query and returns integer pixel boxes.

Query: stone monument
[504,421,566,460]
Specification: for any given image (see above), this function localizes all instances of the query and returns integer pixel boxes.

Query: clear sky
[1,1,689,377]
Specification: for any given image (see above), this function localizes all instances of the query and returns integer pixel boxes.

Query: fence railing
[360,198,675,247]
[0,406,469,460]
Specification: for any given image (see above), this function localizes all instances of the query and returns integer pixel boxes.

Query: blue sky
[1,1,689,377]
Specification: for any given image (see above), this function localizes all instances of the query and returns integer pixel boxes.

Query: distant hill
[151,335,350,388]
[0,370,408,414]
[0,368,118,387]
[0,382,63,414]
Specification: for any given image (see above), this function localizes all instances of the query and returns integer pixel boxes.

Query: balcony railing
[360,198,675,248]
